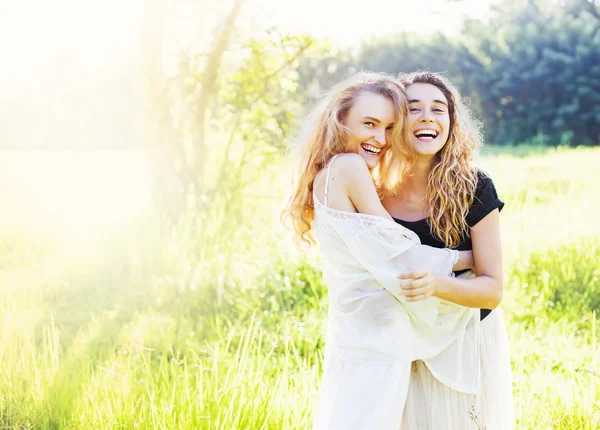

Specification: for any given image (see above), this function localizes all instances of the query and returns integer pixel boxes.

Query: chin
[415,149,440,158]
[413,140,444,157]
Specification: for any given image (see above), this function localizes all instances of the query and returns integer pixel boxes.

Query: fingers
[400,275,434,301]
[406,293,431,302]
[397,269,430,280]
[400,277,428,290]
[401,286,430,298]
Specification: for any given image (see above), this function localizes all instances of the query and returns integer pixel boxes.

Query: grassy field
[0,146,599,429]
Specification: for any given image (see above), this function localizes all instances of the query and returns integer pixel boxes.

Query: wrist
[450,250,461,271]
[434,274,450,298]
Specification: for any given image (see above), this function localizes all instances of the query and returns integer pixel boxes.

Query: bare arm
[342,154,396,220]
[335,154,474,272]
[434,209,503,308]
[399,209,503,308]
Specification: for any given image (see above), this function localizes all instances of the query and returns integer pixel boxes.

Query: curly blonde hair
[282,72,414,246]
[399,71,482,248]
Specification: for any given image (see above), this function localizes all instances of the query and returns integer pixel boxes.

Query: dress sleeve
[466,171,505,228]
[332,219,459,326]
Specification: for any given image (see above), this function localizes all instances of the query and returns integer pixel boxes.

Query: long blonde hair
[399,71,482,248]
[283,72,413,246]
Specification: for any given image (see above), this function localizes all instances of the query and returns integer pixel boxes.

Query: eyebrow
[363,116,394,125]
[408,99,448,106]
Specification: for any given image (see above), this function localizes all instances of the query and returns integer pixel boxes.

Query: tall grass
[0,146,599,429]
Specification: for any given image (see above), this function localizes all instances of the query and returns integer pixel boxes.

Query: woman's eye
[386,126,394,131]
[433,108,445,113]
[364,121,375,127]
[409,107,420,113]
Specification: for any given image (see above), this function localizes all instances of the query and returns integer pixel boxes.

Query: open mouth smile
[361,143,382,155]
[414,129,439,141]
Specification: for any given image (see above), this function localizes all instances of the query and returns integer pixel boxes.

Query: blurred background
[0,0,599,428]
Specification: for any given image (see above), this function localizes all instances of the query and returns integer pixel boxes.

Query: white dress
[311,155,483,430]
[401,307,514,430]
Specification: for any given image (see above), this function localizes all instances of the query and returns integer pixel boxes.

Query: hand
[397,269,442,302]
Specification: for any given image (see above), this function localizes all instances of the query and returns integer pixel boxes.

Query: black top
[392,171,504,321]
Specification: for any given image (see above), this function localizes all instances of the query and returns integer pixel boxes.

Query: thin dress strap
[324,154,341,207]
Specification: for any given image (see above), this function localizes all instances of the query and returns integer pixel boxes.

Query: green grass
[1,146,599,429]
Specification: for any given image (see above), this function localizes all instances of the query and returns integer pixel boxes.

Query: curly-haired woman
[283,72,483,429]
[383,71,514,429]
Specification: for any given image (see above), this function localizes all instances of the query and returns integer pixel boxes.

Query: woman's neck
[404,157,432,196]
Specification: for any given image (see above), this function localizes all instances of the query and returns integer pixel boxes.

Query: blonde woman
[383,71,514,429]
[283,72,482,429]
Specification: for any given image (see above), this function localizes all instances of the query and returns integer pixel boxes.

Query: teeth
[415,129,438,138]
[361,144,381,154]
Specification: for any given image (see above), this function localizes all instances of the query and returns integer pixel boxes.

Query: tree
[467,0,600,145]
[298,0,600,146]
[140,0,244,219]
[141,0,313,227]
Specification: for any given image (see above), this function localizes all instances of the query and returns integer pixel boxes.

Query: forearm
[434,274,503,309]
[403,245,458,276]
[411,246,472,272]
[453,250,474,272]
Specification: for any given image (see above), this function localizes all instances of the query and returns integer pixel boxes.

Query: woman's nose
[373,128,386,144]
[419,110,435,122]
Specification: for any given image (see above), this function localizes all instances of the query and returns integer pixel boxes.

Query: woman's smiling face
[344,91,396,169]
[406,83,451,158]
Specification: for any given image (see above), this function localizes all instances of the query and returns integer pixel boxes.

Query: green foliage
[467,0,600,146]
[509,238,600,327]
[219,32,313,149]
[2,147,600,429]
[299,0,600,146]
[7,1,600,427]
[165,31,314,258]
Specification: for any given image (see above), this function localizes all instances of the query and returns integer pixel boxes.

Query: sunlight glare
[248,0,496,46]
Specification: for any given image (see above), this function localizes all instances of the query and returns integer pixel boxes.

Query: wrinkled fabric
[402,308,514,430]
[312,195,479,430]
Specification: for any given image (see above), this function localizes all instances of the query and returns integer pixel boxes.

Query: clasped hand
[397,269,442,302]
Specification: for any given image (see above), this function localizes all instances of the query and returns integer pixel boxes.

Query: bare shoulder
[335,154,392,219]
[314,153,370,210]
[315,153,369,187]
[334,153,369,171]
[330,153,371,183]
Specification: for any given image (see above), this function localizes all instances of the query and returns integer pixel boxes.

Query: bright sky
[0,0,497,83]
[247,0,496,46]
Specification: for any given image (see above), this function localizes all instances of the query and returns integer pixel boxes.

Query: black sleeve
[466,171,504,228]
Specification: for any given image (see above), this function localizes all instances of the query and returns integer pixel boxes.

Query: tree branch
[192,0,245,193]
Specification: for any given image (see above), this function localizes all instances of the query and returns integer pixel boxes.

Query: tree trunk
[141,0,188,218]
[141,0,244,219]
[191,0,245,202]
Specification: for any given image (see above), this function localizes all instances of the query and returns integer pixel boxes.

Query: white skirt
[313,308,513,430]
[401,308,514,430]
